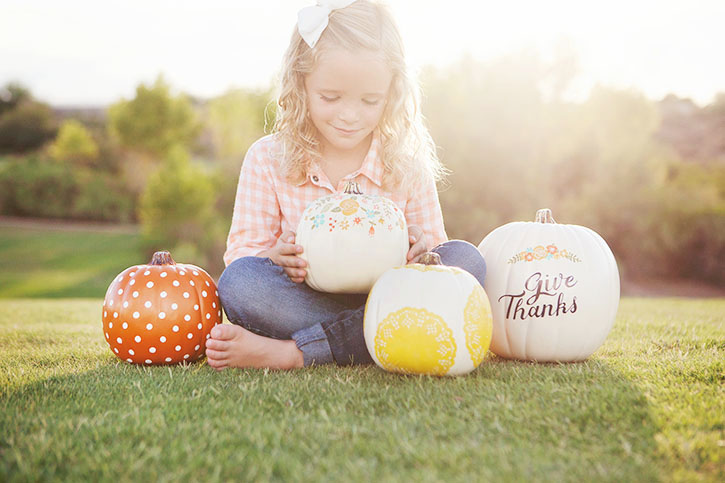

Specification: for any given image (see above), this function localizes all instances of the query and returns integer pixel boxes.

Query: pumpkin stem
[535,208,557,224]
[343,181,362,195]
[149,251,176,266]
[419,252,442,266]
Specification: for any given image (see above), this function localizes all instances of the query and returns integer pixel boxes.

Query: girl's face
[305,47,392,155]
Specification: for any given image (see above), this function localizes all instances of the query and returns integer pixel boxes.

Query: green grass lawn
[1,298,723,482]
[0,224,142,298]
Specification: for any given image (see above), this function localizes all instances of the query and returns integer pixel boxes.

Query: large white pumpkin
[296,182,408,293]
[477,208,620,362]
[364,253,493,376]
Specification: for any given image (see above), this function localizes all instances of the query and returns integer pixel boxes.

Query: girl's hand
[407,225,428,263]
[258,231,307,283]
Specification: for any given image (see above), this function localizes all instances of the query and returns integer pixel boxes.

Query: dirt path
[0,216,139,235]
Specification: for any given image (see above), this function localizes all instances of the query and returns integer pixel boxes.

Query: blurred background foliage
[0,53,723,284]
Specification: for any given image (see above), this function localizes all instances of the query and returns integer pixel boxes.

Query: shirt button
[312,175,319,182]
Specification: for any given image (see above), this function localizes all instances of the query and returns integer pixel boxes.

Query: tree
[0,99,56,154]
[0,82,32,116]
[48,119,100,166]
[205,88,272,161]
[107,76,200,158]
[138,145,219,267]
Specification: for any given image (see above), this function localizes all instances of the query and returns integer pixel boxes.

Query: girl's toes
[205,339,229,351]
[207,356,227,370]
[211,323,241,340]
[205,348,228,360]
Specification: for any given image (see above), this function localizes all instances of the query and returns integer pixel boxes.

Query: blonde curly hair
[272,0,446,194]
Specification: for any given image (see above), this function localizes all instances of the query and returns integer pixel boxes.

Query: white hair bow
[297,0,357,48]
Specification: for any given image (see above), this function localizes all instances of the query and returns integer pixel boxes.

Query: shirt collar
[300,129,384,188]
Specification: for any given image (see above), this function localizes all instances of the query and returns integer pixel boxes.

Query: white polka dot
[184,315,191,322]
[160,291,167,298]
[193,270,199,276]
[160,336,167,343]
[206,313,211,320]
[149,347,156,353]
[114,348,119,354]
[197,323,202,330]
[179,270,186,276]
[122,322,128,329]
[113,312,118,318]
[145,359,152,364]
[108,322,113,328]
[202,290,207,297]
[146,281,154,288]
[172,325,179,332]
[165,357,172,362]
[160,272,168,278]
[116,276,123,283]
[144,301,152,308]
[105,332,109,339]
[187,333,193,339]
[130,272,135,277]
[134,335,141,343]
[129,349,135,355]
[146,323,153,330]
[195,345,200,350]
[104,310,107,317]
[212,302,216,308]
[194,304,199,310]
[117,289,123,295]
[190,280,195,287]
[133,291,139,298]
[144,270,150,276]
[133,312,140,319]
[183,292,190,298]
[206,334,210,339]
[218,310,221,317]
[158,312,166,319]
[175,345,181,351]
[129,279,136,286]
[215,290,219,296]
[117,337,123,344]
[205,281,210,287]
[184,354,190,359]
[123,301,129,308]
[109,300,114,307]
[171,303,178,310]
[173,280,180,287]
[127,358,133,362]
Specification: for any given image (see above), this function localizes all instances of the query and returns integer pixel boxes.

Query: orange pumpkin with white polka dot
[102,251,222,365]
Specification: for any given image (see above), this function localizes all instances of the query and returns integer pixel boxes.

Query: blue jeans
[217,240,486,366]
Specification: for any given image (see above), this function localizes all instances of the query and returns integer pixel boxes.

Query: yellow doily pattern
[463,286,492,367]
[374,307,456,376]
[394,264,466,275]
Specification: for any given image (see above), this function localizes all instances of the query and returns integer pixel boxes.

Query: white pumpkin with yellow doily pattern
[297,181,408,294]
[363,253,493,376]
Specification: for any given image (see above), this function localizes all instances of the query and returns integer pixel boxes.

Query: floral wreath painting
[508,244,582,264]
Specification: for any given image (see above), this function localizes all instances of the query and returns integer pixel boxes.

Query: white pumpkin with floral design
[364,252,493,376]
[296,182,408,293]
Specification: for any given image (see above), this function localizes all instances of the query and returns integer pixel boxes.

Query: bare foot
[205,324,304,371]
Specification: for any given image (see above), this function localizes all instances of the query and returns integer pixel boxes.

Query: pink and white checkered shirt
[224,131,448,266]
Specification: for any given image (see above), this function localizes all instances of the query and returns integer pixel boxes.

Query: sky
[1,0,723,107]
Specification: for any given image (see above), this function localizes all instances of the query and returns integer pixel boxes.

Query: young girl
[205,0,486,370]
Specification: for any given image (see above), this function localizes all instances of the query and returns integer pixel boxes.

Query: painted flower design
[508,244,582,264]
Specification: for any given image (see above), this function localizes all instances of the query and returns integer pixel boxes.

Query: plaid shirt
[224,131,448,266]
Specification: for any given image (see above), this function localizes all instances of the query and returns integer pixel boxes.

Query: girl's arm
[404,176,448,250]
[223,139,282,266]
